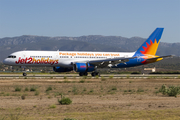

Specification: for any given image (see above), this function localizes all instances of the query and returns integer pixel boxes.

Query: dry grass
[0,77,180,119]
[1,109,180,120]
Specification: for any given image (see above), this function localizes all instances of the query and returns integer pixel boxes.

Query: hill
[0,35,179,62]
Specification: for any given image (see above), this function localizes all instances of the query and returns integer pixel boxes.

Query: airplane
[3,28,172,76]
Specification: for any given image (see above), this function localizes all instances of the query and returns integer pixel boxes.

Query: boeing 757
[3,28,172,76]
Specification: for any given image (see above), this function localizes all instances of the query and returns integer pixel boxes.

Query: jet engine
[73,63,95,72]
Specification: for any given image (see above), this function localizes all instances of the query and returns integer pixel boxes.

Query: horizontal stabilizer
[147,55,174,61]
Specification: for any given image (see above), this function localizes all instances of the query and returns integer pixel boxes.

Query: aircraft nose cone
[3,58,9,65]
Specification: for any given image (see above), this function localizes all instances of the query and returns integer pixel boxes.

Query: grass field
[0,76,180,120]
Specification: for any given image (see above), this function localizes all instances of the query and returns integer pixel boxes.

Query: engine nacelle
[74,63,95,72]
[53,67,72,72]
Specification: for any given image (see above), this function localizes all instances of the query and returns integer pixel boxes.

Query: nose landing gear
[23,72,27,76]
[20,66,27,76]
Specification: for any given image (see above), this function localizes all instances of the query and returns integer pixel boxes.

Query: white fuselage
[3,51,135,68]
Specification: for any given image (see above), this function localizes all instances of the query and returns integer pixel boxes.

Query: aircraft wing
[88,57,137,68]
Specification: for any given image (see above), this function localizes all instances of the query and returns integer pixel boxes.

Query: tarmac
[0,73,179,79]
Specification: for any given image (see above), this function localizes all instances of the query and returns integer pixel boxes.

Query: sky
[0,0,179,43]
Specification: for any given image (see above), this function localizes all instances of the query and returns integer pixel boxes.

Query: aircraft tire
[91,72,100,77]
[79,72,88,76]
[91,72,95,76]
[23,73,27,76]
[84,72,88,76]
[79,72,84,76]
[96,72,100,77]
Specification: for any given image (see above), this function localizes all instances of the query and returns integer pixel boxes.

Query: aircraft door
[23,52,26,58]
[55,51,60,64]
[55,52,59,60]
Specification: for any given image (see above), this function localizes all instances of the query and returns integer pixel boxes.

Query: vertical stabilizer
[134,28,164,57]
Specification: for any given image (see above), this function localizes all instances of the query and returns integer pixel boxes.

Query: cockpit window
[8,55,16,58]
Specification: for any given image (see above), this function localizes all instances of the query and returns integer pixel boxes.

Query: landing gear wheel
[79,72,83,76]
[23,72,27,76]
[91,72,100,77]
[91,72,96,76]
[84,72,88,76]
[96,72,100,77]
[79,72,88,76]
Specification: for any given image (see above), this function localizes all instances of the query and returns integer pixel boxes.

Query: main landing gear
[91,72,100,77]
[79,72,88,76]
[79,72,100,77]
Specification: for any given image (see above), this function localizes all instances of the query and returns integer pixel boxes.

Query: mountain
[0,35,179,62]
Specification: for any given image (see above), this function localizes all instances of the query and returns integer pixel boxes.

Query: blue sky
[0,0,179,43]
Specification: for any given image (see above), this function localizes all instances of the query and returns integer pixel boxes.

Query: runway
[0,73,179,79]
